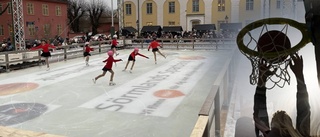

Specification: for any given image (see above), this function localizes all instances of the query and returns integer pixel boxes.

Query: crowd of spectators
[0,38,14,52]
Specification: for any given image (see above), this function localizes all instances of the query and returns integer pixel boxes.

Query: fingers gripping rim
[237,17,311,58]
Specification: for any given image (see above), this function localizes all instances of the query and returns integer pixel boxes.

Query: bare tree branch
[85,0,106,35]
[67,0,86,33]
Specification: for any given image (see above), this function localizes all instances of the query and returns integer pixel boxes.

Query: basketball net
[242,24,292,89]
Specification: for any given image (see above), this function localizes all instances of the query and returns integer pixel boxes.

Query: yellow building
[123,0,303,33]
[123,0,232,33]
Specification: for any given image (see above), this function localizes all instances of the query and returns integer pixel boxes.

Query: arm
[137,53,149,59]
[113,59,122,62]
[253,60,275,136]
[30,45,42,50]
[289,54,310,137]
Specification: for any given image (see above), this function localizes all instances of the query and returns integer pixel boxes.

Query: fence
[190,48,239,137]
[0,38,235,72]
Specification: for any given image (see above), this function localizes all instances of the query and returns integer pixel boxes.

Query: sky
[106,0,118,9]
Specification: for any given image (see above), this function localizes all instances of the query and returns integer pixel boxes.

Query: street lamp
[136,20,139,36]
[225,15,229,23]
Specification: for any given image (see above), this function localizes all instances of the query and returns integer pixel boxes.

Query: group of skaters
[30,36,166,86]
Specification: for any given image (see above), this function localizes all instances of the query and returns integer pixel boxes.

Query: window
[192,0,199,12]
[168,21,175,26]
[0,25,4,36]
[7,2,12,14]
[27,3,34,15]
[56,6,61,16]
[125,4,132,15]
[246,0,253,11]
[43,24,50,36]
[276,0,281,9]
[146,22,153,26]
[57,24,62,35]
[8,25,13,36]
[218,0,225,11]
[126,22,132,27]
[28,23,35,36]
[42,4,49,16]
[169,2,175,13]
[147,3,152,14]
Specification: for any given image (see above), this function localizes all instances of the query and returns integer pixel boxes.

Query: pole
[111,0,115,37]
[137,0,140,36]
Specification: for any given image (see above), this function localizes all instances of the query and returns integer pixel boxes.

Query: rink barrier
[0,38,235,72]
[191,48,238,137]
[122,38,236,50]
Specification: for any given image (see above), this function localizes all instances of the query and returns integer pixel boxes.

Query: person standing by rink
[111,35,119,56]
[148,37,166,64]
[83,42,94,66]
[123,47,149,73]
[30,39,56,70]
[93,50,122,86]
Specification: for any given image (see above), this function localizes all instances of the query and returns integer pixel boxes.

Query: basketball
[257,30,291,63]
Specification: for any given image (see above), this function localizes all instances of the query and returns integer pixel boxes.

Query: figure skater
[148,37,166,64]
[123,47,149,73]
[111,35,119,56]
[93,50,122,86]
[83,42,94,66]
[30,39,56,70]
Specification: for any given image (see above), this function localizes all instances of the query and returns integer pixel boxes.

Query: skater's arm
[30,45,42,50]
[137,53,148,59]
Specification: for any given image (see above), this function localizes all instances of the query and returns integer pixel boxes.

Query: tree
[85,0,106,35]
[0,3,9,15]
[67,0,86,33]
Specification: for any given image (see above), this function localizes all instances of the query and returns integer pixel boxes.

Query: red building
[0,0,68,42]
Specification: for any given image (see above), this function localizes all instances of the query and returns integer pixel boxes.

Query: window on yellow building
[56,6,61,16]
[147,22,153,26]
[28,24,35,36]
[169,21,175,26]
[7,2,12,14]
[246,0,253,11]
[169,2,175,13]
[42,4,49,16]
[27,3,34,15]
[276,0,281,9]
[0,25,4,36]
[57,24,62,35]
[126,4,132,15]
[147,3,152,14]
[218,0,225,11]
[192,0,199,12]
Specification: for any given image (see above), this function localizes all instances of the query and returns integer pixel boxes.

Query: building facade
[0,0,68,42]
[123,0,304,33]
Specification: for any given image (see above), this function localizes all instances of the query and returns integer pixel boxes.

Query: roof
[162,26,183,32]
[193,24,216,31]
[220,23,242,31]
[141,26,162,32]
[122,27,137,33]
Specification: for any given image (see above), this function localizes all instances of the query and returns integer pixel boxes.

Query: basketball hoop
[237,18,310,89]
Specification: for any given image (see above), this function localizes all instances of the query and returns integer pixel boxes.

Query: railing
[190,48,238,137]
[0,38,236,72]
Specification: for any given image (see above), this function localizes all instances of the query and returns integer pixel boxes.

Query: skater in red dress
[93,50,122,86]
[83,42,94,66]
[111,35,119,56]
[123,47,149,73]
[30,39,56,70]
[148,37,166,64]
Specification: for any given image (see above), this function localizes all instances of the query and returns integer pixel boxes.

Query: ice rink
[0,47,236,137]
[1,43,320,137]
